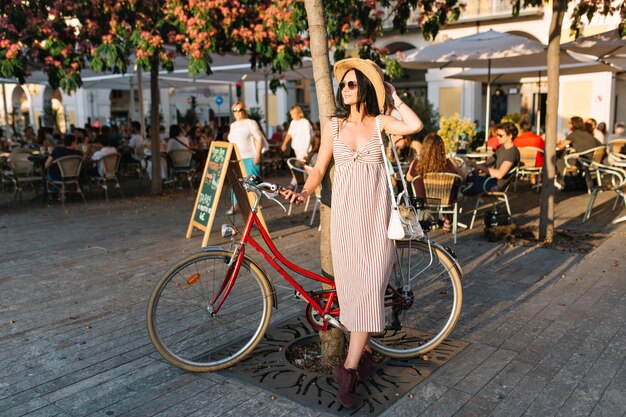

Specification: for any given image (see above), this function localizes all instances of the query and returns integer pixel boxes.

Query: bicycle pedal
[293,290,305,301]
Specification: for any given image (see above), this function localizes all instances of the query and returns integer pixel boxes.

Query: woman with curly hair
[406,133,466,231]
[407,133,465,185]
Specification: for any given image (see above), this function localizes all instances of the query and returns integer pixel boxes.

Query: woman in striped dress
[284,58,423,409]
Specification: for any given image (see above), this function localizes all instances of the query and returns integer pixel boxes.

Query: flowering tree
[0,0,181,193]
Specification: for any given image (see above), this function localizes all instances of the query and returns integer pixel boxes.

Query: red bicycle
[147,176,463,372]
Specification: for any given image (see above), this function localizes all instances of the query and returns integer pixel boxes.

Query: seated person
[486,126,500,151]
[556,116,603,180]
[407,133,466,232]
[463,122,520,195]
[86,137,117,177]
[44,134,84,182]
[607,121,625,142]
[143,134,169,182]
[166,124,192,152]
[514,120,544,184]
[514,120,544,165]
[127,121,145,162]
[407,133,465,185]
[388,133,418,165]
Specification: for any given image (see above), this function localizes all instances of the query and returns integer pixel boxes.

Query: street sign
[215,96,224,106]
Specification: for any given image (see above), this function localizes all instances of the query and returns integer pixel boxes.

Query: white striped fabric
[330,116,394,332]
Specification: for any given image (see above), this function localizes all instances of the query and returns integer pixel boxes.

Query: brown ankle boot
[333,365,360,409]
[357,350,374,381]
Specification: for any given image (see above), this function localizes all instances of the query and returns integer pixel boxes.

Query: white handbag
[376,117,424,240]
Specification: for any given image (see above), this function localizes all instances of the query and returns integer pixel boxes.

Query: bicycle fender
[430,240,464,278]
[201,245,228,252]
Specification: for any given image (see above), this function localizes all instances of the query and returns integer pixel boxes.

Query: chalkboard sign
[187,141,269,246]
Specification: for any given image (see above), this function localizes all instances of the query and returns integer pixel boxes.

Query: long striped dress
[330,116,395,333]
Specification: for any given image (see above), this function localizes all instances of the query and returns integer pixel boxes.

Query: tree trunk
[538,0,566,243]
[304,0,345,368]
[150,56,162,195]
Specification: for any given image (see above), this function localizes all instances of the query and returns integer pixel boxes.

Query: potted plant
[437,113,476,154]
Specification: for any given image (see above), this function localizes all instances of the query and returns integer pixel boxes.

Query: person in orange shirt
[514,120,544,167]
[486,126,500,150]
[514,120,544,185]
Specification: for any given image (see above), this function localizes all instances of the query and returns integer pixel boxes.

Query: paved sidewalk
[0,183,624,416]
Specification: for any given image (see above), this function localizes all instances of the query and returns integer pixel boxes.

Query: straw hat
[333,58,386,113]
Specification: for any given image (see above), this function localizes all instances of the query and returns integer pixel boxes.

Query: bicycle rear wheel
[147,250,273,372]
[370,239,463,358]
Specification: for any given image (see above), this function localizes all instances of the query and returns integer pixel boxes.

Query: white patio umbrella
[446,61,621,133]
[399,30,586,137]
[13,53,312,133]
[562,29,626,59]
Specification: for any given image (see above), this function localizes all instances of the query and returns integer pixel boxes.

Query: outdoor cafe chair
[6,152,44,202]
[414,172,464,244]
[286,157,308,215]
[47,155,87,206]
[89,152,124,202]
[563,146,606,189]
[168,149,196,189]
[469,167,518,229]
[514,146,544,192]
[304,165,321,231]
[0,152,12,192]
[582,162,626,222]
[606,139,626,169]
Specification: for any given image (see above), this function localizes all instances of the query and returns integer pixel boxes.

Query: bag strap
[388,133,412,207]
[172,136,193,151]
[375,116,400,210]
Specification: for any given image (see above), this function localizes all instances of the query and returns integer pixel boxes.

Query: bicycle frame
[212,208,340,328]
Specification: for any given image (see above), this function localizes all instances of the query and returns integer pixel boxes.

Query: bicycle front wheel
[147,250,273,372]
[370,240,463,358]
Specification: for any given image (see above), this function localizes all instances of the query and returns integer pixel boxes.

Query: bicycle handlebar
[238,175,287,211]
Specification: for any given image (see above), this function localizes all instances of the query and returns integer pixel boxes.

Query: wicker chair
[6,153,43,202]
[515,146,544,191]
[168,149,196,189]
[607,139,626,169]
[414,173,463,243]
[47,155,86,206]
[90,152,124,202]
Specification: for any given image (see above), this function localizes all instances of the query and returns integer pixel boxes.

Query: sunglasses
[339,81,358,91]
[232,108,244,113]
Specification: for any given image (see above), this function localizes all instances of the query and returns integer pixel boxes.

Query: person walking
[227,101,266,214]
[282,58,423,409]
[281,105,313,160]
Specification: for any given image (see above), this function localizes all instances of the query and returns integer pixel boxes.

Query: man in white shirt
[89,138,117,177]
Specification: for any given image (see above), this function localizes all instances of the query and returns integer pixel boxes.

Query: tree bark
[303,0,345,368]
[538,0,566,243]
[150,56,162,195]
